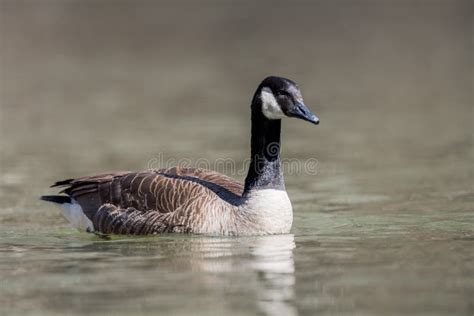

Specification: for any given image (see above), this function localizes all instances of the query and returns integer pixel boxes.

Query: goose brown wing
[92,204,190,235]
[53,167,243,221]
[158,167,244,196]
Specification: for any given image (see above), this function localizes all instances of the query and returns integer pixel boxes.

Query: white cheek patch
[261,87,285,120]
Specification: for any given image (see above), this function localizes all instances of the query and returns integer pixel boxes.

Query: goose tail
[41,195,95,232]
[40,195,72,204]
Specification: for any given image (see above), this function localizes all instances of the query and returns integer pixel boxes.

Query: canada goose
[41,76,319,236]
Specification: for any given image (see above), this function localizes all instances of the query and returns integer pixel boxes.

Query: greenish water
[1,128,473,315]
[1,1,473,315]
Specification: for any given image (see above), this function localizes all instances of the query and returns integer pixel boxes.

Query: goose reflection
[73,234,296,316]
[180,234,297,316]
[249,234,297,316]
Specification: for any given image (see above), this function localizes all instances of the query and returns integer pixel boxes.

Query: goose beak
[287,101,320,125]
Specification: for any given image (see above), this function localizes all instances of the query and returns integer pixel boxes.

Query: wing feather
[50,167,243,234]
[95,204,189,234]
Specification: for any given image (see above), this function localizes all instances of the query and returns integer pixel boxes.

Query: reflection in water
[250,235,296,316]
[54,234,297,316]
[187,234,297,316]
[154,235,296,316]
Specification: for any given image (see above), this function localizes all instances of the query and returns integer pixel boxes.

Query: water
[1,1,473,315]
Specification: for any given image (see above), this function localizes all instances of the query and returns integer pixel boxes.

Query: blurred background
[0,1,473,315]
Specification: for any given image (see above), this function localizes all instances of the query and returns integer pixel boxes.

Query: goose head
[254,76,319,125]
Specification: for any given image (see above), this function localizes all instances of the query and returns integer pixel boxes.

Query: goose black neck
[244,96,285,193]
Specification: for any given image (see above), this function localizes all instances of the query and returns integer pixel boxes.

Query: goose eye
[275,90,286,97]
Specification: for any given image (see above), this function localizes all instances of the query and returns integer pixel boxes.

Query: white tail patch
[59,199,94,232]
[261,87,285,120]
